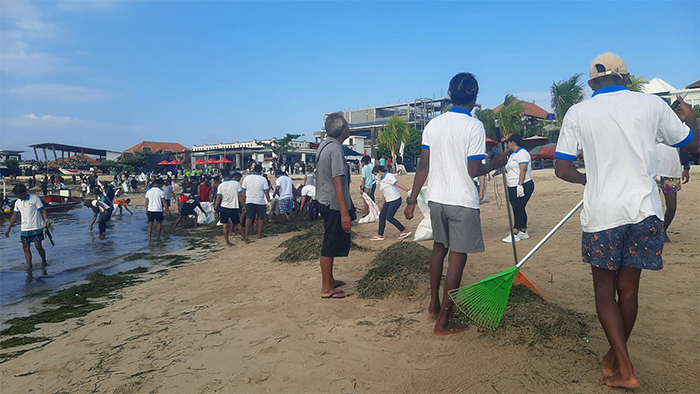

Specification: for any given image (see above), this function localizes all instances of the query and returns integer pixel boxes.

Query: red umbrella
[168,160,182,165]
[216,157,232,164]
[192,159,206,165]
[157,160,170,165]
[205,158,218,164]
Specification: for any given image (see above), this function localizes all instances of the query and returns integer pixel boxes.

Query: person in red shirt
[198,180,212,202]
[112,198,133,215]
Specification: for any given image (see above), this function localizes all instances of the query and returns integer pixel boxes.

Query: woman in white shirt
[371,166,412,241]
[503,134,535,243]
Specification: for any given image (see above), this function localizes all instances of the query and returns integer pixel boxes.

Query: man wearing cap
[555,52,699,388]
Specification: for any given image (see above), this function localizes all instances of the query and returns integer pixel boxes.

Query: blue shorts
[582,216,664,271]
[279,197,294,215]
[20,229,45,244]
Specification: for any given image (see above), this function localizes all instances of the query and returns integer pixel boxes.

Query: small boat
[59,168,103,175]
[40,195,84,213]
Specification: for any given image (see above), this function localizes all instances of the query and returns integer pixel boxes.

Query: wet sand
[1,168,699,393]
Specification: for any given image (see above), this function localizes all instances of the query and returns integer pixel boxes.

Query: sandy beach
[1,168,699,393]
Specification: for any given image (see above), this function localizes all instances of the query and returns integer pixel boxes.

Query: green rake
[449,200,583,330]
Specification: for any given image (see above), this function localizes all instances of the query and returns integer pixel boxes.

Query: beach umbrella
[216,157,232,164]
[168,160,182,165]
[205,158,218,164]
[157,160,170,166]
[192,159,206,165]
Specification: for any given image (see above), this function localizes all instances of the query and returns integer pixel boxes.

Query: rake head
[448,266,518,330]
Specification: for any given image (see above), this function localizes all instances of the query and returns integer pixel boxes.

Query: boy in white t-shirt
[4,184,49,270]
[404,72,508,335]
[554,52,699,389]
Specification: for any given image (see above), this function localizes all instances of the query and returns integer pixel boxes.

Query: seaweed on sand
[0,268,148,336]
[452,285,592,345]
[0,336,50,349]
[357,242,432,299]
[276,223,366,263]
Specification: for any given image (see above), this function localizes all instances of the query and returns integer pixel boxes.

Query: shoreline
[1,168,699,393]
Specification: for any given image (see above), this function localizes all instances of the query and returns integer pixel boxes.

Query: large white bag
[197,202,217,224]
[358,191,380,224]
[413,186,432,242]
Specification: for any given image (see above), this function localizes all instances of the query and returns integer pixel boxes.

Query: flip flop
[321,290,349,299]
[398,231,412,240]
[370,236,385,241]
[333,280,346,289]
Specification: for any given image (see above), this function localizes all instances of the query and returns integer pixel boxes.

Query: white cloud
[8,84,109,102]
[0,52,81,76]
[512,91,553,113]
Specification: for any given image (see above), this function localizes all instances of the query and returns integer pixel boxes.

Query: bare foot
[428,301,440,319]
[434,321,468,336]
[258,234,267,239]
[243,238,250,244]
[602,349,618,377]
[602,372,640,389]
[225,242,234,247]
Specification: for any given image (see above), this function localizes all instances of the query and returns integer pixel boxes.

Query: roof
[29,143,108,157]
[124,141,190,153]
[641,78,676,94]
[685,79,700,89]
[493,100,549,119]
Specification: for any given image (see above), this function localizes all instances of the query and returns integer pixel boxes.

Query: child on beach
[554,52,699,388]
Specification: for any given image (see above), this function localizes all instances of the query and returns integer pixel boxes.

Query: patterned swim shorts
[656,176,681,195]
[582,216,664,271]
[278,197,294,215]
[20,229,45,244]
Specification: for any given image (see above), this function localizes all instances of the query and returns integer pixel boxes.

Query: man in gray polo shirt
[316,112,353,299]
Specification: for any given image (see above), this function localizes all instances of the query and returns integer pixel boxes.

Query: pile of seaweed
[453,285,592,345]
[276,222,366,263]
[357,242,432,299]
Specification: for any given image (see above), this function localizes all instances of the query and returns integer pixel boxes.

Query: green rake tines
[448,200,584,330]
[449,266,517,330]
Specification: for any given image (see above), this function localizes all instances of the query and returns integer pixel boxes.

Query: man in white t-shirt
[404,72,508,335]
[215,171,246,246]
[274,170,299,227]
[145,178,170,242]
[554,52,699,389]
[4,184,49,270]
[655,142,690,242]
[241,164,271,242]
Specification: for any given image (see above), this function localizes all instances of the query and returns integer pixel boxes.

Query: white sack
[358,192,380,224]
[197,202,217,224]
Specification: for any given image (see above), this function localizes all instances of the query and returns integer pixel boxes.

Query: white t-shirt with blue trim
[506,147,532,187]
[555,86,692,232]
[379,172,401,202]
[13,194,45,231]
[217,179,243,209]
[241,174,270,205]
[421,107,486,209]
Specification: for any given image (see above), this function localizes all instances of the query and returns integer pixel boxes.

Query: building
[493,100,550,126]
[318,98,452,157]
[642,77,700,107]
[191,140,317,171]
[0,150,23,162]
[123,141,190,155]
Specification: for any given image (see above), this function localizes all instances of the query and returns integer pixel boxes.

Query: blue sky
[1,1,699,157]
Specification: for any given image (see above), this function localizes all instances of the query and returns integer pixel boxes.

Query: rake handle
[494,123,519,262]
[515,199,583,268]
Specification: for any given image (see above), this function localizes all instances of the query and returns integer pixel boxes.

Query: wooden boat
[40,195,84,213]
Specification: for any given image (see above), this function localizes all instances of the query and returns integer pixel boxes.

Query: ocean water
[0,206,184,324]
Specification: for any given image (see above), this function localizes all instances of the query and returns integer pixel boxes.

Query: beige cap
[589,52,628,80]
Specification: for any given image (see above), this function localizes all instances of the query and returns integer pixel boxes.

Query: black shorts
[219,207,240,225]
[147,211,164,222]
[320,204,351,258]
[245,203,267,220]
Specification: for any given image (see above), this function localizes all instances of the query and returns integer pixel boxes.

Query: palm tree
[474,108,497,139]
[550,73,585,127]
[627,74,649,92]
[497,94,523,135]
[378,115,410,164]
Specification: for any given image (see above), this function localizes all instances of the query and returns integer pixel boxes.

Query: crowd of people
[3,52,697,390]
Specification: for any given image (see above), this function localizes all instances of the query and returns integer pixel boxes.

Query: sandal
[370,236,385,241]
[398,231,412,240]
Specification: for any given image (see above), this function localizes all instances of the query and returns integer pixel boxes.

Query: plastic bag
[197,202,217,224]
[358,191,380,224]
[413,187,432,242]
